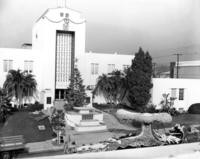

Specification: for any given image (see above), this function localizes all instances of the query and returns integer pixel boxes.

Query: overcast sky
[0,0,199,64]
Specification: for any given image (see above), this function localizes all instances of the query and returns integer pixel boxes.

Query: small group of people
[63,134,77,154]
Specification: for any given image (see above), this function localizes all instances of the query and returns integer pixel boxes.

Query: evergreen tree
[126,47,153,112]
[0,88,11,122]
[65,68,86,109]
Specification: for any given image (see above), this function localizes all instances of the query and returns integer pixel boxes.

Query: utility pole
[152,62,156,77]
[173,53,182,78]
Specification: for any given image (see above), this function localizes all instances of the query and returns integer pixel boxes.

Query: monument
[65,107,107,132]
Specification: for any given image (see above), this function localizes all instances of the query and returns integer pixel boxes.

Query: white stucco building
[0,7,134,109]
[152,78,200,111]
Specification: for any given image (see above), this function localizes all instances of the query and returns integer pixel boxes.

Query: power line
[153,54,173,59]
[153,52,198,59]
[152,43,200,53]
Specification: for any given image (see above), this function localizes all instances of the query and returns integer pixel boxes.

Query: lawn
[0,123,3,132]
[152,114,200,129]
[0,111,55,143]
[98,104,200,129]
[96,105,200,131]
[1,108,200,145]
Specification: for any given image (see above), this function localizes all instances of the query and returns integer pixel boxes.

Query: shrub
[144,103,158,113]
[51,109,65,131]
[169,107,180,116]
[64,102,74,111]
[159,93,179,116]
[92,103,117,113]
[188,103,200,114]
[26,102,44,112]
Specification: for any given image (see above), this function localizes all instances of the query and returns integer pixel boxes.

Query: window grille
[179,88,184,100]
[56,31,74,88]
[123,65,129,70]
[82,114,93,120]
[108,64,115,74]
[24,60,33,73]
[60,12,64,17]
[46,97,52,104]
[171,88,177,98]
[91,63,99,75]
[3,60,13,72]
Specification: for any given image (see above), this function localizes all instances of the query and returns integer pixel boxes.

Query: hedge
[26,102,44,112]
[188,103,200,114]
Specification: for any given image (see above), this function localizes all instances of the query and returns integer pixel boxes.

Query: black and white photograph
[0,0,200,158]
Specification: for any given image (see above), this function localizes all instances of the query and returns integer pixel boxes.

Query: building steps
[75,123,107,132]
[54,100,65,110]
[79,120,101,126]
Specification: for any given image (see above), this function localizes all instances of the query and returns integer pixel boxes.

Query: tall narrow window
[91,63,99,75]
[24,60,33,73]
[46,97,52,104]
[108,64,115,74]
[171,88,177,98]
[123,65,130,70]
[179,88,184,100]
[9,60,13,71]
[3,60,13,72]
[55,31,74,89]
[3,60,7,72]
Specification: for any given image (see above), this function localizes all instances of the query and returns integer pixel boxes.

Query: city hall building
[0,6,134,109]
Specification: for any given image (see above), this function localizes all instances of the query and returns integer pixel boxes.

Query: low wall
[93,113,104,122]
[65,111,104,127]
[65,113,82,127]
[24,142,200,159]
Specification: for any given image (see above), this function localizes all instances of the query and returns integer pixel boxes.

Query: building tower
[32,6,86,109]
[57,0,67,8]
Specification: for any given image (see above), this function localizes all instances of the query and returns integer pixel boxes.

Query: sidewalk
[25,140,63,154]
[25,111,133,154]
[21,142,200,159]
[24,112,135,155]
[25,130,121,154]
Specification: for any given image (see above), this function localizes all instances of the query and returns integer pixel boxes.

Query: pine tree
[126,47,153,112]
[65,68,86,109]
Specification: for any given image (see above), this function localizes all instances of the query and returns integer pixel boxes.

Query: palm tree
[93,74,112,103]
[93,70,127,105]
[3,69,37,108]
[23,73,37,103]
[109,70,127,104]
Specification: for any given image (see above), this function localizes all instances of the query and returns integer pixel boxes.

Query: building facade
[0,7,134,109]
[152,78,200,111]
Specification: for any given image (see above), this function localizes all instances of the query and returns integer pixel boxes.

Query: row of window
[171,88,184,100]
[3,60,33,73]
[91,63,130,75]
[60,12,69,18]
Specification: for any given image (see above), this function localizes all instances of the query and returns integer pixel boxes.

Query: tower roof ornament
[57,0,67,8]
